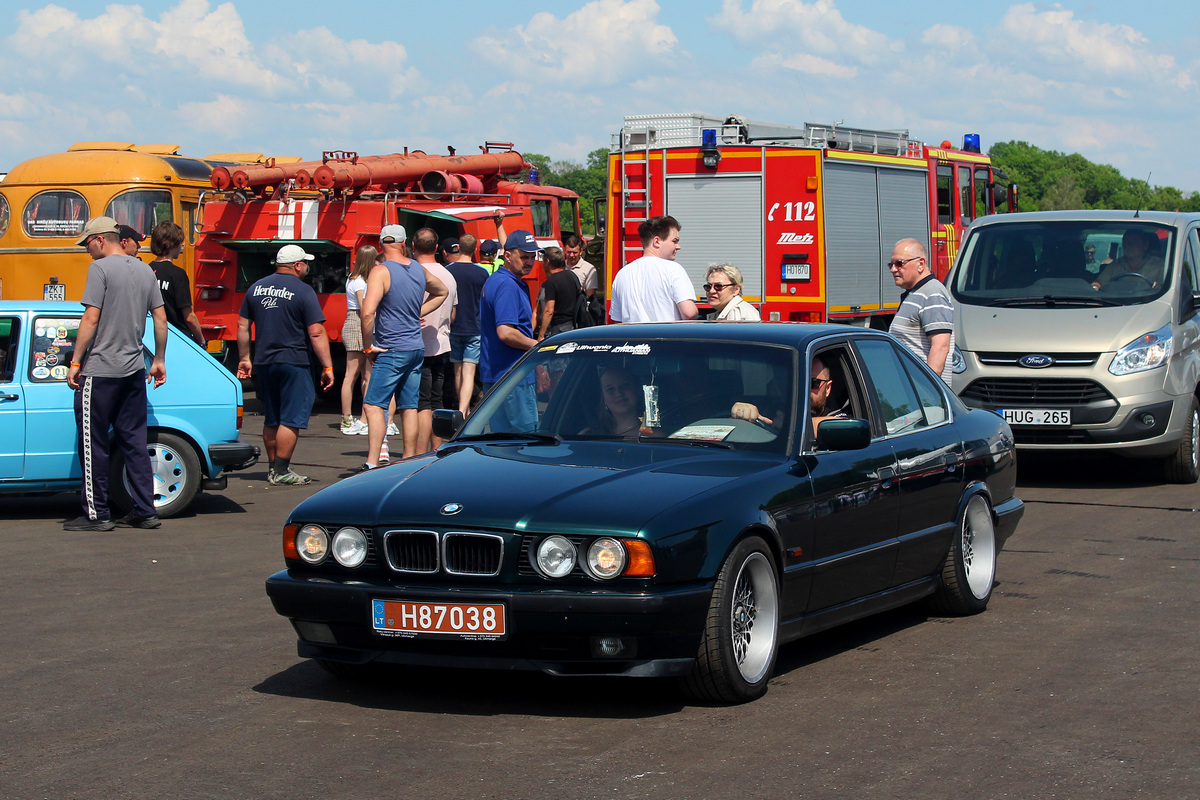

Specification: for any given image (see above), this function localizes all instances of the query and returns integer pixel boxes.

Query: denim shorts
[363,348,423,410]
[449,333,481,364]
[256,363,315,429]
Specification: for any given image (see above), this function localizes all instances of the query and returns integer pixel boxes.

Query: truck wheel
[109,431,202,519]
[1163,396,1200,484]
[930,494,996,615]
[681,537,779,704]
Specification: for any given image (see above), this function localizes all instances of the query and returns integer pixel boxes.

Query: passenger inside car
[580,365,646,437]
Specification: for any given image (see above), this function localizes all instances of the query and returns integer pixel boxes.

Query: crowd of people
[63,209,955,525]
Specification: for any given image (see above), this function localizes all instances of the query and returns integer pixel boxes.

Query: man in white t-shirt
[609,215,699,323]
[413,228,458,452]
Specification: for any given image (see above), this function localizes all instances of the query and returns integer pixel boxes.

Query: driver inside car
[1092,229,1165,289]
[731,357,845,436]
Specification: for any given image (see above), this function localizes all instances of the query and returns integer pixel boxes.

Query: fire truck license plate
[372,599,506,638]
[782,263,810,281]
[44,284,66,301]
[1001,408,1071,426]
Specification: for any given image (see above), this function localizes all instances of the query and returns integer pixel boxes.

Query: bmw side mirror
[432,409,465,440]
[816,418,871,451]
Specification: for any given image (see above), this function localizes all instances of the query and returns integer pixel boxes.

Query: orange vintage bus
[0,143,291,303]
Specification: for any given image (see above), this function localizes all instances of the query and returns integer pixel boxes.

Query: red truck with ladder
[192,145,583,366]
[604,113,1017,324]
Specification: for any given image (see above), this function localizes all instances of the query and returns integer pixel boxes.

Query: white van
[947,210,1200,483]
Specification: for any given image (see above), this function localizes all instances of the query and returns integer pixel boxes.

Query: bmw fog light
[585,537,627,579]
[534,535,577,578]
[332,527,368,567]
[297,524,329,564]
[591,636,637,658]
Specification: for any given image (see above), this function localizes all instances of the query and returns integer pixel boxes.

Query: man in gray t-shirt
[65,216,168,531]
[887,238,954,385]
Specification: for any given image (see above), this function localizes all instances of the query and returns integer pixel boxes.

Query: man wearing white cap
[359,224,449,469]
[236,244,334,486]
[64,216,168,531]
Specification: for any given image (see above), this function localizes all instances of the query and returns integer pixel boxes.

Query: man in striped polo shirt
[887,238,954,385]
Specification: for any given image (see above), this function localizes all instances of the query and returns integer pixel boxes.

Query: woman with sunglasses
[704,264,760,321]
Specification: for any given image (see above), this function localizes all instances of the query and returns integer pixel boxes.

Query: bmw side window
[897,347,949,426]
[855,339,926,435]
[0,317,18,383]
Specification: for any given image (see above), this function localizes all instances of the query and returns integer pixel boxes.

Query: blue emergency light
[963,133,981,153]
[701,128,721,169]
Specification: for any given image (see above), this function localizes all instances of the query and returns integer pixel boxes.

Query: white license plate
[1001,408,1071,426]
[782,262,810,281]
[44,283,66,301]
[372,599,506,639]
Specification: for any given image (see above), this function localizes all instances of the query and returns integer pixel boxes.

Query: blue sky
[3,1,1199,192]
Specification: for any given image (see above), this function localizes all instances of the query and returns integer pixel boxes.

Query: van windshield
[951,221,1175,307]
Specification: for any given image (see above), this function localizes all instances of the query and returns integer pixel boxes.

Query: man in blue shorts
[360,224,449,468]
[445,233,490,416]
[479,230,539,432]
[237,244,334,486]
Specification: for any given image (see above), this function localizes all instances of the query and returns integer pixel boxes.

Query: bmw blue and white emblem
[1018,354,1054,368]
[440,502,464,516]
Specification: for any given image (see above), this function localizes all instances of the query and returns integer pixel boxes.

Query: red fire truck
[604,113,1017,324]
[193,145,582,366]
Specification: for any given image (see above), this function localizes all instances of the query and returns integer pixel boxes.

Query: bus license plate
[44,283,66,301]
[1001,408,1071,426]
[372,599,506,639]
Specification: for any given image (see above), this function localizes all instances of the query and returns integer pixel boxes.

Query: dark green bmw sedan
[266,322,1024,704]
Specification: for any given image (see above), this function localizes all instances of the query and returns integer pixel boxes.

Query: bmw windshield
[951,221,1176,307]
[459,338,797,454]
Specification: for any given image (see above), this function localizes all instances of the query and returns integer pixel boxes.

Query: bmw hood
[288,441,782,536]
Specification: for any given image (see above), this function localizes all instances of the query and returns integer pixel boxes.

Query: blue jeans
[364,349,424,410]
[483,381,537,433]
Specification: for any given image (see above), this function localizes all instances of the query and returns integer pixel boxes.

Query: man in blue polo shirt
[479,230,539,432]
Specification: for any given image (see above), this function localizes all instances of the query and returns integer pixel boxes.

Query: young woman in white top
[339,246,377,435]
[704,263,760,321]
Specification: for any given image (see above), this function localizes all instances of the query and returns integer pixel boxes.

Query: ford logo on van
[1018,354,1054,368]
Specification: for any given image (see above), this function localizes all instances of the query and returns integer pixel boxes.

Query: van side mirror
[432,409,465,440]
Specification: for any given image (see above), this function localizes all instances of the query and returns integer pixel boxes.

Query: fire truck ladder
[619,127,654,266]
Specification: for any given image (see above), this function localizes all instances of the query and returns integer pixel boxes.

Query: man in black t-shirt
[538,246,581,340]
[148,222,205,345]
[237,244,334,486]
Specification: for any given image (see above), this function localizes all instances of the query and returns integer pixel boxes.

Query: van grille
[959,378,1114,406]
[976,352,1100,367]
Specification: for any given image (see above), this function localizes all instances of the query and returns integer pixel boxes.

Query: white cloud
[475,0,680,85]
[712,0,895,64]
[997,3,1193,90]
[752,52,857,79]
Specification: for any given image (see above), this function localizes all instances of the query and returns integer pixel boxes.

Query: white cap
[276,244,314,264]
[380,224,407,244]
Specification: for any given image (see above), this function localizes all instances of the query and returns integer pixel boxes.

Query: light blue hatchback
[0,301,259,517]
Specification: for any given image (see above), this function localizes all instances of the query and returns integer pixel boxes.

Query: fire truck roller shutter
[664,176,764,300]
[823,162,929,314]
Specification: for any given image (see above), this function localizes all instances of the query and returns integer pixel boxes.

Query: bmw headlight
[1110,324,1173,375]
[534,535,577,578]
[297,524,329,564]
[332,527,368,567]
[951,345,967,374]
[585,538,627,579]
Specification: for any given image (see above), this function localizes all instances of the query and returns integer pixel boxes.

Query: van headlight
[1110,324,1173,375]
[951,345,967,374]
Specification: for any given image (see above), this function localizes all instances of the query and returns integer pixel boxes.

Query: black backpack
[569,271,596,329]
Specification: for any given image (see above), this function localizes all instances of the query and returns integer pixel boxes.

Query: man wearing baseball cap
[358,224,449,469]
[478,240,502,274]
[236,244,334,486]
[478,230,540,432]
[117,225,144,258]
[65,216,168,531]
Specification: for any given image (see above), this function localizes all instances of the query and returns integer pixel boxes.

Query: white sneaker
[387,422,400,436]
[341,419,367,436]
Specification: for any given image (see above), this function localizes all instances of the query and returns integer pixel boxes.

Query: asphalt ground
[2,405,1198,799]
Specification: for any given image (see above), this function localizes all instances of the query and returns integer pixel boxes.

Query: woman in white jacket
[704,263,760,321]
